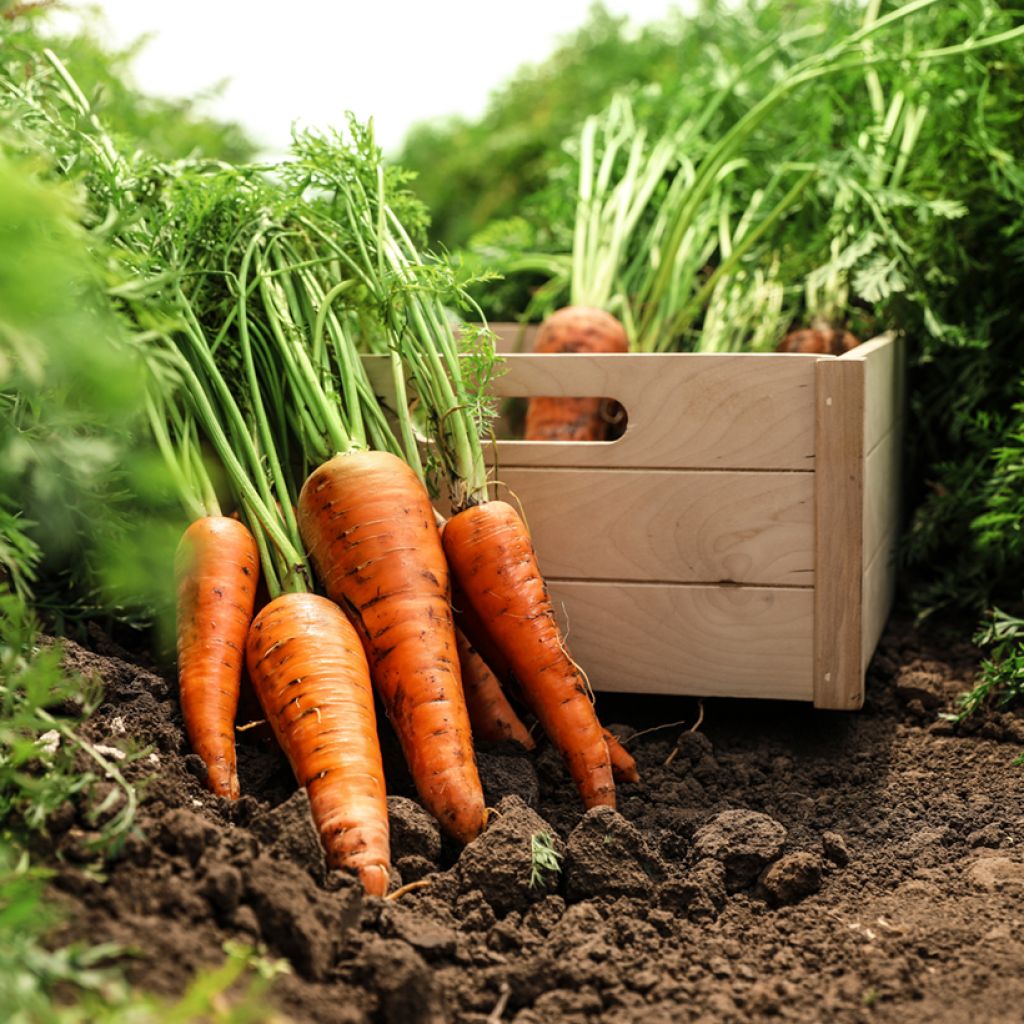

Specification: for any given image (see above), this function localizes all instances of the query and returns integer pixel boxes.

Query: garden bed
[45,619,1024,1023]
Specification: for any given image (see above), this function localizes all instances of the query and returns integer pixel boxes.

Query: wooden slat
[499,467,814,585]
[839,333,898,454]
[813,357,865,709]
[862,527,898,672]
[546,580,814,699]
[863,419,902,571]
[492,352,820,469]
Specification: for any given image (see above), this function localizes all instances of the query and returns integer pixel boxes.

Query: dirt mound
[44,618,1024,1022]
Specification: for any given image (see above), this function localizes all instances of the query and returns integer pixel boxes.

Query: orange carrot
[175,516,259,799]
[443,499,615,809]
[297,449,485,844]
[777,325,860,355]
[603,727,640,784]
[452,578,515,684]
[246,592,390,896]
[455,625,535,750]
[525,305,629,442]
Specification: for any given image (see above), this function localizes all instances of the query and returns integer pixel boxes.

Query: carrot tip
[360,863,391,898]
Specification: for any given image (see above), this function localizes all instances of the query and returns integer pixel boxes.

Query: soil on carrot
[45,617,1024,1024]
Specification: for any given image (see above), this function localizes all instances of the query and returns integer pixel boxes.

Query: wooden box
[480,325,904,709]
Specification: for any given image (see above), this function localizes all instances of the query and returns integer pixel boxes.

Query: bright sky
[60,1,691,155]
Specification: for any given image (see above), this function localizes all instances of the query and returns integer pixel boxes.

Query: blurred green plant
[1,1,257,164]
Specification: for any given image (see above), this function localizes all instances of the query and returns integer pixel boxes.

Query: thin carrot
[603,727,640,784]
[174,515,259,799]
[443,499,615,809]
[452,578,515,684]
[297,449,486,844]
[777,324,860,354]
[524,307,628,442]
[246,592,390,896]
[455,625,535,750]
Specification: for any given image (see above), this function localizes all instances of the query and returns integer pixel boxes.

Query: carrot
[297,449,486,844]
[451,579,515,683]
[603,727,640,784]
[246,592,390,896]
[443,499,615,809]
[175,515,259,799]
[777,325,859,355]
[455,625,535,750]
[525,305,629,442]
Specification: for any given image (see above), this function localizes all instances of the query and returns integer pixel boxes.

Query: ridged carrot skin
[297,450,485,844]
[455,626,535,750]
[524,305,629,442]
[443,500,615,809]
[175,516,259,799]
[246,593,390,896]
[603,728,640,784]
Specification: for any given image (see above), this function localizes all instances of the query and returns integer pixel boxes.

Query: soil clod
[691,809,787,890]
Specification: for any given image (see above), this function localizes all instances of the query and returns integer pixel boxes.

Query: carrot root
[525,305,629,442]
[455,625,535,750]
[297,450,486,844]
[246,591,390,896]
[603,727,640,784]
[443,499,614,809]
[175,516,259,800]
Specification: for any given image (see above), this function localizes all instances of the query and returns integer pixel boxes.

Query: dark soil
[45,618,1024,1023]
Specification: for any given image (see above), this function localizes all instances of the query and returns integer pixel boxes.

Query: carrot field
[2,2,1023,1021]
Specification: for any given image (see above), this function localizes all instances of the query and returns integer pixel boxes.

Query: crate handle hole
[495,395,629,441]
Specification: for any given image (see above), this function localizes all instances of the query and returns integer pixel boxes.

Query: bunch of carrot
[136,124,636,898]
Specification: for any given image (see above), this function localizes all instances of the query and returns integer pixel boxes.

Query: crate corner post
[813,355,866,710]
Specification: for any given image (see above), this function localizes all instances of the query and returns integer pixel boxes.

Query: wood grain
[862,527,898,672]
[863,420,901,571]
[840,333,898,454]
[546,580,814,700]
[498,467,814,585]
[813,357,865,710]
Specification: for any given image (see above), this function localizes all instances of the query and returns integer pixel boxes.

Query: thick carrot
[524,305,629,442]
[297,449,485,844]
[443,499,615,809]
[455,625,535,750]
[603,728,640,784]
[175,515,259,799]
[246,592,390,896]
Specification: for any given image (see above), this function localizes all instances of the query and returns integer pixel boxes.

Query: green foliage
[529,830,563,889]
[958,609,1024,718]
[1,4,256,164]
[400,1,864,255]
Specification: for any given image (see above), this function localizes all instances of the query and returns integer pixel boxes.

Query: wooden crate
[476,324,904,709]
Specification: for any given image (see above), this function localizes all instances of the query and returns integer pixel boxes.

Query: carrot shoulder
[443,499,614,809]
[175,516,259,799]
[298,449,485,844]
[246,592,390,896]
